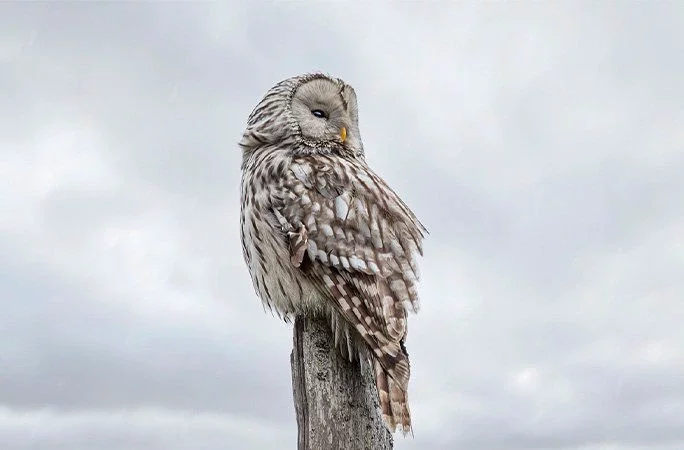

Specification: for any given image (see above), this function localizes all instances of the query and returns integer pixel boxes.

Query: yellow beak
[340,127,347,143]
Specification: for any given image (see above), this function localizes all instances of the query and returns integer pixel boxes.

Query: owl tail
[374,359,412,436]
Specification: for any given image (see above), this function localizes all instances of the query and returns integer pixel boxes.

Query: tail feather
[374,359,412,435]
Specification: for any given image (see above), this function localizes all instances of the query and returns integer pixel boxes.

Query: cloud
[0,405,292,450]
[1,1,683,449]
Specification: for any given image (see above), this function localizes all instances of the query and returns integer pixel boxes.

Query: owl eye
[310,109,328,119]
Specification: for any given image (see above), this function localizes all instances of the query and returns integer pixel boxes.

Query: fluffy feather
[240,73,427,434]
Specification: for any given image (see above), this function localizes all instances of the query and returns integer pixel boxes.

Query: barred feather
[239,73,426,435]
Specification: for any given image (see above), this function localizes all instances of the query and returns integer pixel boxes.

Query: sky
[1,1,683,449]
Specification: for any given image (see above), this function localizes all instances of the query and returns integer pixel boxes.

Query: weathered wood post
[291,316,393,450]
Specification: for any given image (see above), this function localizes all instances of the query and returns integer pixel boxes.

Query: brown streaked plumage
[239,73,427,435]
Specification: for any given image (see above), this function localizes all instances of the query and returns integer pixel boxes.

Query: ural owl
[239,73,427,434]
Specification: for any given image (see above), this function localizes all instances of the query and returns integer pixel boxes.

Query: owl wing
[273,155,427,387]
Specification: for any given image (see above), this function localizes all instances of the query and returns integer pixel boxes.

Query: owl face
[290,77,362,154]
[239,74,365,158]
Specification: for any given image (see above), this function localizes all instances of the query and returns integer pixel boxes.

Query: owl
[239,73,427,435]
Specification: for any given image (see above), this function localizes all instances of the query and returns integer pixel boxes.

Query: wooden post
[291,315,393,450]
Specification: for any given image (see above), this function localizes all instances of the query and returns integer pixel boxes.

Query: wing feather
[273,155,426,385]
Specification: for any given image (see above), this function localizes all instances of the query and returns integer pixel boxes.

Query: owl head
[240,73,364,157]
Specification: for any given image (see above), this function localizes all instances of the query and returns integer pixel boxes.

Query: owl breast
[240,149,319,319]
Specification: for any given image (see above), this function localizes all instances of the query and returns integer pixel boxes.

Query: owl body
[239,74,426,435]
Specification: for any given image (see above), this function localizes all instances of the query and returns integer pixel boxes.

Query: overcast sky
[1,2,683,449]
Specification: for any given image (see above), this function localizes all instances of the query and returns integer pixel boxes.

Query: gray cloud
[0,405,292,450]
[1,1,683,450]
